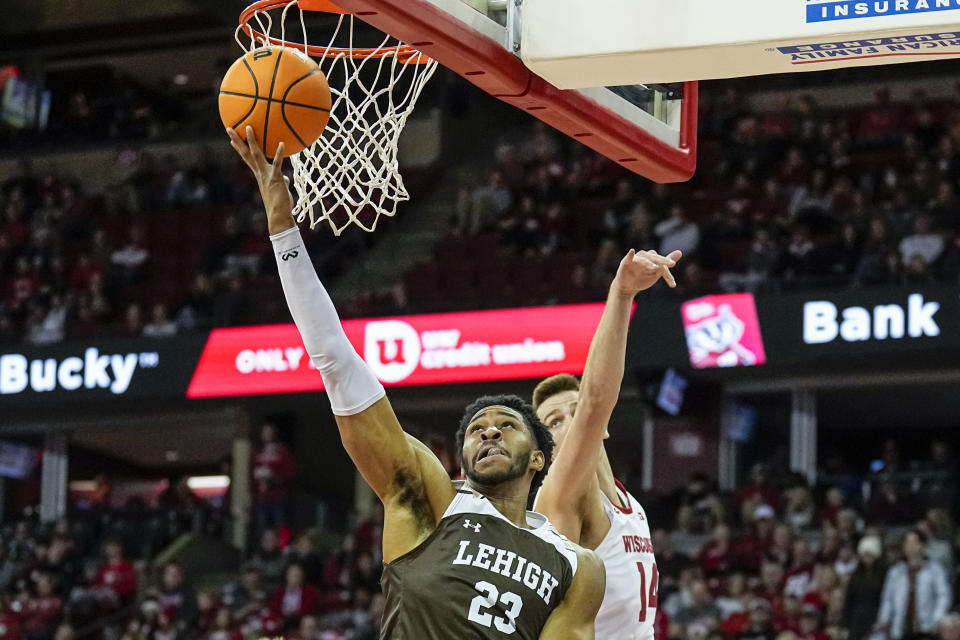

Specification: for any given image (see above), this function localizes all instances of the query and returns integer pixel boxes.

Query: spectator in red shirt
[769,523,793,567]
[716,572,749,622]
[734,504,776,573]
[803,565,839,612]
[797,603,828,640]
[699,523,733,581]
[196,589,223,636]
[0,596,19,640]
[109,226,150,286]
[753,178,790,225]
[269,564,319,630]
[92,540,138,607]
[861,87,903,143]
[1,200,28,251]
[19,573,63,640]
[157,562,199,632]
[9,257,39,309]
[353,503,384,556]
[68,254,101,292]
[721,605,752,639]
[238,593,283,639]
[755,559,786,620]
[733,598,776,640]
[253,421,295,536]
[737,464,781,515]
[784,539,816,598]
[204,607,242,640]
[817,487,846,528]
[778,593,803,634]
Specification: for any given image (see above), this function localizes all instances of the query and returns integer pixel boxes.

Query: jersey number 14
[636,563,659,623]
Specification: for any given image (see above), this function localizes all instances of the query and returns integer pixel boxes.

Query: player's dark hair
[532,373,580,410]
[456,394,554,494]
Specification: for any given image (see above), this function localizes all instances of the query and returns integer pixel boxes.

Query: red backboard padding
[315,0,698,183]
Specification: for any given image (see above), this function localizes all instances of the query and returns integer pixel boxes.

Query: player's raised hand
[227,126,294,232]
[613,248,682,296]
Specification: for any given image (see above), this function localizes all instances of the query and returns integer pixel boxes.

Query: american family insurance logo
[807,0,960,22]
[777,32,960,64]
[681,294,766,369]
[186,304,612,398]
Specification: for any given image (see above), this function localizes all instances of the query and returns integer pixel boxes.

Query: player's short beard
[465,450,532,489]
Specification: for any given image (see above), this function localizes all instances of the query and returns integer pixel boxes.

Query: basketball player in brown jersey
[534,248,682,640]
[228,127,604,640]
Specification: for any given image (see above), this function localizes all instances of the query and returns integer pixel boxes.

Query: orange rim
[239,0,430,63]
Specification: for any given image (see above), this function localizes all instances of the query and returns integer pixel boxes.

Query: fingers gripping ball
[219,46,331,158]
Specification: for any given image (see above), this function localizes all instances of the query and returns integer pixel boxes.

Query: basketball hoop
[238,0,438,235]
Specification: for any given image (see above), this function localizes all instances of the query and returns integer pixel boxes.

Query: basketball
[218,45,331,158]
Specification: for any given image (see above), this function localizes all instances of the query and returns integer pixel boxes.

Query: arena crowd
[5,83,960,339]
[0,434,958,639]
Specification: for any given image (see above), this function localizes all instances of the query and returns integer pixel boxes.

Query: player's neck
[466,478,531,528]
[595,447,624,508]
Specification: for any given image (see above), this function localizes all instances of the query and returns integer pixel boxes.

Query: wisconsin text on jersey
[453,538,563,605]
[622,535,654,554]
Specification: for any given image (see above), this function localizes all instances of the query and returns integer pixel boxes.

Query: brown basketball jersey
[380,483,578,639]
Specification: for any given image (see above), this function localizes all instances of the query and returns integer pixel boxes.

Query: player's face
[535,389,612,456]
[461,406,542,488]
[537,389,610,458]
[536,390,577,453]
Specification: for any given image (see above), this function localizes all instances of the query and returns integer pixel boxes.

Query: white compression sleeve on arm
[270,226,385,416]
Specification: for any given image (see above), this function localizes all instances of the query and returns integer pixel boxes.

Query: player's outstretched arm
[228,127,455,559]
[537,249,681,539]
[538,547,605,640]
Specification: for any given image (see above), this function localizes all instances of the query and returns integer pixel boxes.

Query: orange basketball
[219,46,331,157]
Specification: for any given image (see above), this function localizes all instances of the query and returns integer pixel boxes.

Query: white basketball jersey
[593,480,657,640]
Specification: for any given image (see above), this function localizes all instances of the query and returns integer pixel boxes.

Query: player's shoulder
[568,543,605,593]
[555,530,601,577]
[572,542,602,573]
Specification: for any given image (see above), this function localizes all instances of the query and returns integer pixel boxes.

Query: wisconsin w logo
[280,250,299,261]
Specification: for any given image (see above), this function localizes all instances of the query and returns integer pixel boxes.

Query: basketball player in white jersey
[533,247,682,640]
[228,127,604,640]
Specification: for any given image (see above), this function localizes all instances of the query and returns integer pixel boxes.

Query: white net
[239,1,439,235]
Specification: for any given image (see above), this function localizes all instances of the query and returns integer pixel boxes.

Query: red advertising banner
[186,303,612,398]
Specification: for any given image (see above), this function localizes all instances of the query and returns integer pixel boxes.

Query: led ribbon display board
[0,335,208,404]
[628,284,960,372]
[1,304,614,405]
[1,304,613,405]
[186,303,611,398]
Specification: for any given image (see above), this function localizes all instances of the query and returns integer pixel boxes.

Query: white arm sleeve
[270,226,385,416]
